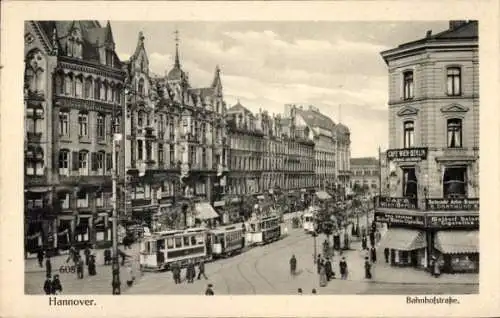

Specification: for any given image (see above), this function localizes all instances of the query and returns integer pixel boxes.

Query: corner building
[377,21,479,273]
[24,21,126,254]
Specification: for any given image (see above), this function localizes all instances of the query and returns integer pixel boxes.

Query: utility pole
[111,132,122,295]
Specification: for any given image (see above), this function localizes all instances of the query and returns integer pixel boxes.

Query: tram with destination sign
[139,227,210,271]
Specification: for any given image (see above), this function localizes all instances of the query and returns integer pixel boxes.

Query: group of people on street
[43,274,63,295]
[171,260,208,284]
[361,228,378,279]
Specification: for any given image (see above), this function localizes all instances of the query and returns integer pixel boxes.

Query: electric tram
[245,215,281,246]
[303,210,316,233]
[210,223,245,258]
[139,227,210,271]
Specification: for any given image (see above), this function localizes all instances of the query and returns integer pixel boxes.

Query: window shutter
[72,151,79,171]
[91,152,97,171]
[106,153,112,171]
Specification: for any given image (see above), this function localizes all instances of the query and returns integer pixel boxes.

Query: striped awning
[379,228,427,251]
[195,202,219,220]
[434,230,479,254]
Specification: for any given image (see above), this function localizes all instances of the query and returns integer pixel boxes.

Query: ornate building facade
[124,32,229,228]
[377,21,479,273]
[335,123,352,198]
[24,21,126,254]
[350,157,380,197]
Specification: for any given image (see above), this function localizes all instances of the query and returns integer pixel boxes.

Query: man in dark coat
[316,254,323,274]
[84,245,91,265]
[103,249,111,265]
[37,250,44,268]
[88,255,96,276]
[43,275,52,295]
[186,262,195,283]
[51,274,63,295]
[369,231,375,247]
[45,256,52,278]
[205,284,214,295]
[289,255,297,276]
[76,257,84,279]
[361,235,368,250]
[364,257,372,279]
[197,260,208,280]
[339,257,348,280]
[384,248,390,263]
[370,246,377,263]
[172,263,181,284]
[324,259,333,281]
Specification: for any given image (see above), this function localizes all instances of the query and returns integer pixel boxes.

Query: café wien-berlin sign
[386,147,428,162]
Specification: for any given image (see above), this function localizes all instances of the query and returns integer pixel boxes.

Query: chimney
[449,20,467,30]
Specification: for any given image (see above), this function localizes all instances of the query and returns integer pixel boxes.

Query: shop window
[402,167,418,199]
[59,111,69,136]
[447,118,462,148]
[403,121,414,148]
[403,71,414,100]
[447,67,461,96]
[77,192,88,208]
[443,166,467,198]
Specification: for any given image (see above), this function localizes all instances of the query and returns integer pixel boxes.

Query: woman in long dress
[319,264,328,287]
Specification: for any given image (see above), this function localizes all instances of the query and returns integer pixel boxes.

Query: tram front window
[183,236,190,247]
[174,237,182,248]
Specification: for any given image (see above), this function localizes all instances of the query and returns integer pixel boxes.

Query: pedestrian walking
[316,254,322,274]
[186,261,195,283]
[88,255,96,276]
[339,257,348,280]
[104,249,112,265]
[43,275,52,295]
[431,256,441,278]
[324,259,333,281]
[364,257,372,279]
[370,246,377,263]
[369,231,375,247]
[84,245,91,265]
[384,248,390,263]
[361,235,367,250]
[37,250,44,268]
[172,263,181,284]
[289,254,297,276]
[125,264,135,287]
[66,246,76,264]
[297,288,303,295]
[319,264,328,287]
[197,260,208,280]
[51,274,63,295]
[311,288,317,295]
[76,257,84,279]
[45,256,52,278]
[205,284,215,295]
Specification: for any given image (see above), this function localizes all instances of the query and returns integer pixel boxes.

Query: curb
[367,280,479,286]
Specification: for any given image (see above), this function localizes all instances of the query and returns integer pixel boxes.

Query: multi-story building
[350,157,380,197]
[335,123,352,198]
[127,33,229,228]
[24,21,126,254]
[377,20,479,273]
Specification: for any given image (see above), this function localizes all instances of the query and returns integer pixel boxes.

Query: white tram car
[210,224,245,258]
[303,211,316,233]
[245,215,281,246]
[139,227,210,271]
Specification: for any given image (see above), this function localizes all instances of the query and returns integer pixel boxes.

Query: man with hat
[205,284,214,295]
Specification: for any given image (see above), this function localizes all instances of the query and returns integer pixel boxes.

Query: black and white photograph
[22,19,480,296]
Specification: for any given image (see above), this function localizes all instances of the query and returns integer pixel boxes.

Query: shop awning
[316,191,332,200]
[195,202,219,220]
[434,230,479,254]
[379,228,427,251]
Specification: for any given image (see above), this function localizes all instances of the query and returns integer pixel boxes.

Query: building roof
[350,157,378,166]
[334,123,350,134]
[296,107,336,131]
[228,100,253,115]
[381,21,478,62]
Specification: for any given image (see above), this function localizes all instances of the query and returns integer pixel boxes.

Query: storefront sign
[131,199,151,207]
[375,211,425,226]
[378,196,417,209]
[426,215,479,229]
[426,198,479,211]
[386,147,428,162]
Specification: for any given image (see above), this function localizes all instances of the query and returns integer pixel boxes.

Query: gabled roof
[350,157,379,166]
[228,100,253,115]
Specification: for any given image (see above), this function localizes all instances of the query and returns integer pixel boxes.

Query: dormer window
[105,49,113,67]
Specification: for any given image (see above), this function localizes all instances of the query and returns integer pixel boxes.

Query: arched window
[96,113,105,139]
[55,72,64,95]
[447,118,462,148]
[58,149,70,176]
[64,74,73,95]
[84,77,93,99]
[75,76,83,97]
[114,115,121,134]
[94,79,101,100]
[109,85,115,102]
[138,78,145,96]
[78,150,89,176]
[78,112,88,136]
[25,49,45,93]
[403,121,414,148]
[101,82,107,101]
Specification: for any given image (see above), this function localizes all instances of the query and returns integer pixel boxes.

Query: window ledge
[79,136,91,144]
[97,138,107,145]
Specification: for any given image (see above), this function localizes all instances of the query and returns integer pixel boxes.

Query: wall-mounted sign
[426,214,479,229]
[386,147,428,162]
[426,198,479,211]
[378,196,417,209]
[375,211,425,226]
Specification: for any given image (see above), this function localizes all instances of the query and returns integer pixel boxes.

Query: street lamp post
[112,133,122,295]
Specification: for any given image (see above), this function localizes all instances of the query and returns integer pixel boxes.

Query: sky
[109,21,449,158]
